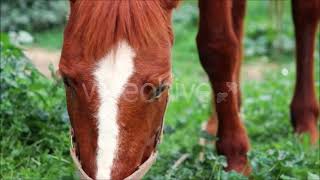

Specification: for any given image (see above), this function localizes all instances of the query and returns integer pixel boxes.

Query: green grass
[3,1,320,180]
[29,27,64,50]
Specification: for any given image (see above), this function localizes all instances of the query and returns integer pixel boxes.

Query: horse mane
[67,0,174,61]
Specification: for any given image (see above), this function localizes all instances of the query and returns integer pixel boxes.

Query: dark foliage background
[0,0,68,32]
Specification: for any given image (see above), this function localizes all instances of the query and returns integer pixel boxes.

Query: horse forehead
[94,42,136,83]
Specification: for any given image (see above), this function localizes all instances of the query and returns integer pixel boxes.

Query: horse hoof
[291,111,319,145]
[216,125,251,176]
[295,123,319,145]
[225,158,252,176]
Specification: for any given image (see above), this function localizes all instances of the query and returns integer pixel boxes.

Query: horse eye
[63,76,78,98]
[63,76,76,89]
[63,77,71,87]
[151,84,170,100]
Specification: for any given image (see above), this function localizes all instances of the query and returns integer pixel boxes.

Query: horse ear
[160,0,180,10]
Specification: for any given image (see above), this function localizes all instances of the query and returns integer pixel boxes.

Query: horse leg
[204,0,247,137]
[291,0,320,144]
[197,0,251,175]
[232,0,246,110]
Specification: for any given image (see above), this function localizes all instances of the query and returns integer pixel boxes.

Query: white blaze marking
[94,42,135,179]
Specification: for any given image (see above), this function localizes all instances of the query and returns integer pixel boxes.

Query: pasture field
[1,1,319,180]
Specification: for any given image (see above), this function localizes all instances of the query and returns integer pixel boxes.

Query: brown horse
[59,0,319,179]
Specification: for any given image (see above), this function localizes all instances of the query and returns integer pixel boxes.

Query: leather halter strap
[69,97,168,180]
[70,146,158,180]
